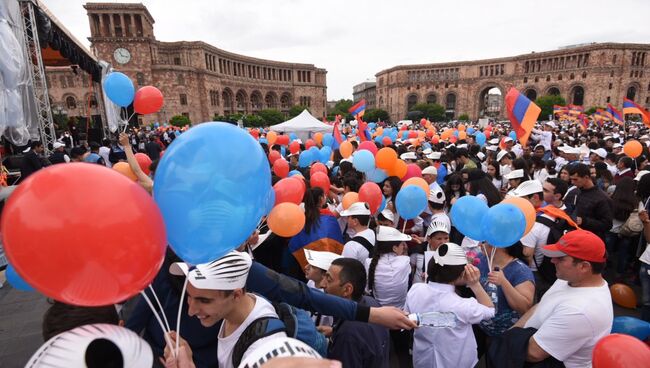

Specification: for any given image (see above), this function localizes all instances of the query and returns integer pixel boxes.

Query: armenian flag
[553,105,568,116]
[332,115,343,149]
[578,114,589,132]
[348,99,367,119]
[357,118,371,142]
[288,210,344,269]
[568,104,584,116]
[607,104,625,126]
[505,87,541,147]
[623,98,650,125]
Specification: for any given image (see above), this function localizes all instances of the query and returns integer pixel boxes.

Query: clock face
[113,48,131,64]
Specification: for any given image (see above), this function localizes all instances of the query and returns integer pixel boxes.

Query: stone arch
[568,84,585,106]
[250,90,263,111]
[445,92,457,119]
[406,93,419,111]
[476,82,505,118]
[84,92,98,108]
[626,82,641,101]
[523,87,539,102]
[235,89,248,112]
[222,88,234,113]
[63,94,78,110]
[425,92,438,105]
[544,85,561,96]
[265,92,278,109]
[280,92,292,111]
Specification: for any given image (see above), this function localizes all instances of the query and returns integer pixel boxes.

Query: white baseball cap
[488,138,500,145]
[432,243,467,266]
[427,151,442,160]
[239,337,322,368]
[428,186,446,204]
[476,152,486,161]
[422,148,433,155]
[590,148,607,159]
[400,152,417,161]
[503,137,514,143]
[510,179,543,197]
[303,249,342,271]
[339,202,371,216]
[560,146,581,155]
[613,143,623,149]
[486,145,498,152]
[504,169,524,180]
[634,170,650,181]
[425,220,450,238]
[422,166,437,176]
[169,251,252,290]
[496,150,510,162]
[376,225,411,242]
[545,121,557,129]
[379,208,395,223]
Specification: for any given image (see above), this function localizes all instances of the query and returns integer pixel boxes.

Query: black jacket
[20,151,44,180]
[488,327,564,368]
[571,186,613,240]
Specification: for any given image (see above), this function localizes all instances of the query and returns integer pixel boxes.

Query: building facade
[375,43,650,121]
[47,2,327,127]
[352,80,377,109]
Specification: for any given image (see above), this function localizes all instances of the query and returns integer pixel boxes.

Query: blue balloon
[280,146,286,157]
[368,123,376,129]
[299,150,312,168]
[509,131,517,141]
[378,196,387,214]
[612,316,650,340]
[322,133,335,147]
[423,142,431,150]
[467,127,475,134]
[289,133,297,141]
[367,168,388,183]
[401,131,409,140]
[454,130,459,138]
[475,132,486,147]
[153,122,271,264]
[480,203,526,247]
[374,136,383,144]
[319,146,332,163]
[332,166,340,176]
[6,264,34,291]
[259,138,268,145]
[263,188,276,216]
[395,186,428,220]
[288,170,302,177]
[436,164,448,184]
[103,72,135,107]
[450,195,489,240]
[352,150,375,173]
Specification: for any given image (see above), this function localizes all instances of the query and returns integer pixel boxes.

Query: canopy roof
[269,110,333,135]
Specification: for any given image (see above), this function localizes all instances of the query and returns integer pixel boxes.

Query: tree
[585,106,605,115]
[328,99,355,121]
[244,114,265,127]
[170,114,191,127]
[409,103,446,121]
[257,109,285,125]
[289,105,309,118]
[458,114,470,121]
[364,108,390,123]
[535,94,567,120]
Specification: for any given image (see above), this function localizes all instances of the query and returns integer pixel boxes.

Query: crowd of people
[2,116,650,368]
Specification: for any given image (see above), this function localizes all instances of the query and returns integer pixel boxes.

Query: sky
[42,0,650,101]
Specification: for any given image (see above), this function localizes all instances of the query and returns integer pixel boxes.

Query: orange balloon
[375,147,398,170]
[339,141,353,158]
[267,202,306,237]
[313,132,323,145]
[610,283,637,309]
[113,162,137,181]
[623,140,643,158]
[403,177,429,197]
[342,192,359,210]
[417,131,426,139]
[458,124,466,131]
[376,127,384,136]
[267,131,278,146]
[387,159,408,178]
[502,196,536,235]
[458,131,467,140]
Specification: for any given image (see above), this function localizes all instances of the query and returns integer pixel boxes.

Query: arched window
[627,86,637,101]
[265,92,278,109]
[280,93,292,110]
[426,93,437,105]
[177,74,185,86]
[235,90,247,111]
[445,93,456,110]
[250,91,262,110]
[546,75,551,82]
[65,96,77,109]
[571,86,585,106]
[525,89,537,101]
[407,94,418,111]
[582,72,587,79]
[88,93,98,108]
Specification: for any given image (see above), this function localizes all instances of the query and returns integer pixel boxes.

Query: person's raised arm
[119,133,153,193]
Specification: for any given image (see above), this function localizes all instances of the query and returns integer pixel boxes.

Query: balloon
[395,186,428,220]
[6,264,34,291]
[339,141,353,158]
[623,140,643,158]
[382,136,393,146]
[378,195,387,213]
[154,122,271,265]
[3,163,166,305]
[592,334,650,368]
[292,174,307,194]
[310,172,330,195]
[288,170,302,177]
[509,131,517,141]
[305,139,316,149]
[610,283,637,309]
[612,316,650,340]
[313,132,323,145]
[403,177,429,197]
[267,203,305,237]
[289,133,297,141]
[113,161,137,181]
[268,150,282,165]
[501,197,536,235]
[267,131,278,146]
[353,150,375,173]
[276,135,290,146]
[459,131,467,140]
[134,86,164,114]
[310,162,328,177]
[263,188,276,216]
[274,177,305,205]
[289,141,301,154]
[475,132,486,146]
[319,146,332,163]
[133,153,152,175]
[273,159,290,178]
[458,124,466,131]
[103,72,135,107]
[367,167,388,183]
[342,192,359,210]
[250,129,259,139]
[358,141,378,155]
[387,159,408,179]
[449,136,457,143]
[481,203,526,247]
[259,138,268,145]
[432,135,440,144]
[402,163,423,181]
[376,147,398,170]
[358,182,383,214]
[298,150,313,168]
[450,195,489,240]
[322,133,335,147]
[467,127,475,134]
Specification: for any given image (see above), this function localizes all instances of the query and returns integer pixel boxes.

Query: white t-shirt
[521,219,551,271]
[217,295,287,368]
[525,279,613,368]
[99,146,112,167]
[532,130,553,151]
[342,228,376,263]
[365,254,411,308]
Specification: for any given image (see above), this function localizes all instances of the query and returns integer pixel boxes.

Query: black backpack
[350,235,375,257]
[534,216,571,283]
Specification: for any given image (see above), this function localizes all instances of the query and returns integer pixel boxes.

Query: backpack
[351,235,375,257]
[619,210,644,237]
[232,302,327,367]
[533,216,571,283]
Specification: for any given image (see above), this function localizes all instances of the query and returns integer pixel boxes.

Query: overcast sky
[42,0,650,100]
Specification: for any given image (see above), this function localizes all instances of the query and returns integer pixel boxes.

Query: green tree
[457,114,470,121]
[585,106,605,115]
[364,108,390,123]
[244,114,265,127]
[535,94,567,120]
[289,105,309,118]
[409,103,446,121]
[257,109,285,125]
[170,114,191,127]
[328,99,355,121]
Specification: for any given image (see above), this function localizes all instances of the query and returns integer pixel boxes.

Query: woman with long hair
[382,176,402,225]
[594,161,614,192]
[605,177,641,279]
[467,170,502,207]
[486,161,503,191]
[443,173,466,208]
[531,156,549,183]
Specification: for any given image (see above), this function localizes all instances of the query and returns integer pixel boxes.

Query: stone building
[46,2,327,126]
[352,80,377,109]
[375,43,650,121]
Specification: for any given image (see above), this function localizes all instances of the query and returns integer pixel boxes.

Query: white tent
[269,110,332,142]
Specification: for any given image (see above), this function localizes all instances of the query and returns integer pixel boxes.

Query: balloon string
[140,290,176,357]
[402,220,407,234]
[175,277,189,356]
[148,284,171,333]
[481,242,492,272]
[490,246,496,272]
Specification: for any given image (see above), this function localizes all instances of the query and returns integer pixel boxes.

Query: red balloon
[274,177,305,205]
[134,86,164,115]
[382,136,392,146]
[358,141,378,155]
[593,333,650,368]
[1,163,166,306]
[358,182,383,214]
[402,163,423,181]
[250,129,260,139]
[305,139,316,149]
[408,131,418,139]
[310,172,330,195]
[273,159,290,178]
[310,163,328,177]
[276,135,290,146]
[268,150,282,165]
[449,136,458,143]
[400,124,408,131]
[134,153,152,175]
[289,141,301,154]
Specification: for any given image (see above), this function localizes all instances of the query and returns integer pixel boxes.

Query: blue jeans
[605,232,632,275]
[640,263,650,322]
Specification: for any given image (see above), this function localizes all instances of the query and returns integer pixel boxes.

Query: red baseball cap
[542,230,606,263]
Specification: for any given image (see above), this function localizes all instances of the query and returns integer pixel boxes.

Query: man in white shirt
[340,202,376,263]
[531,122,555,160]
[513,230,613,368]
